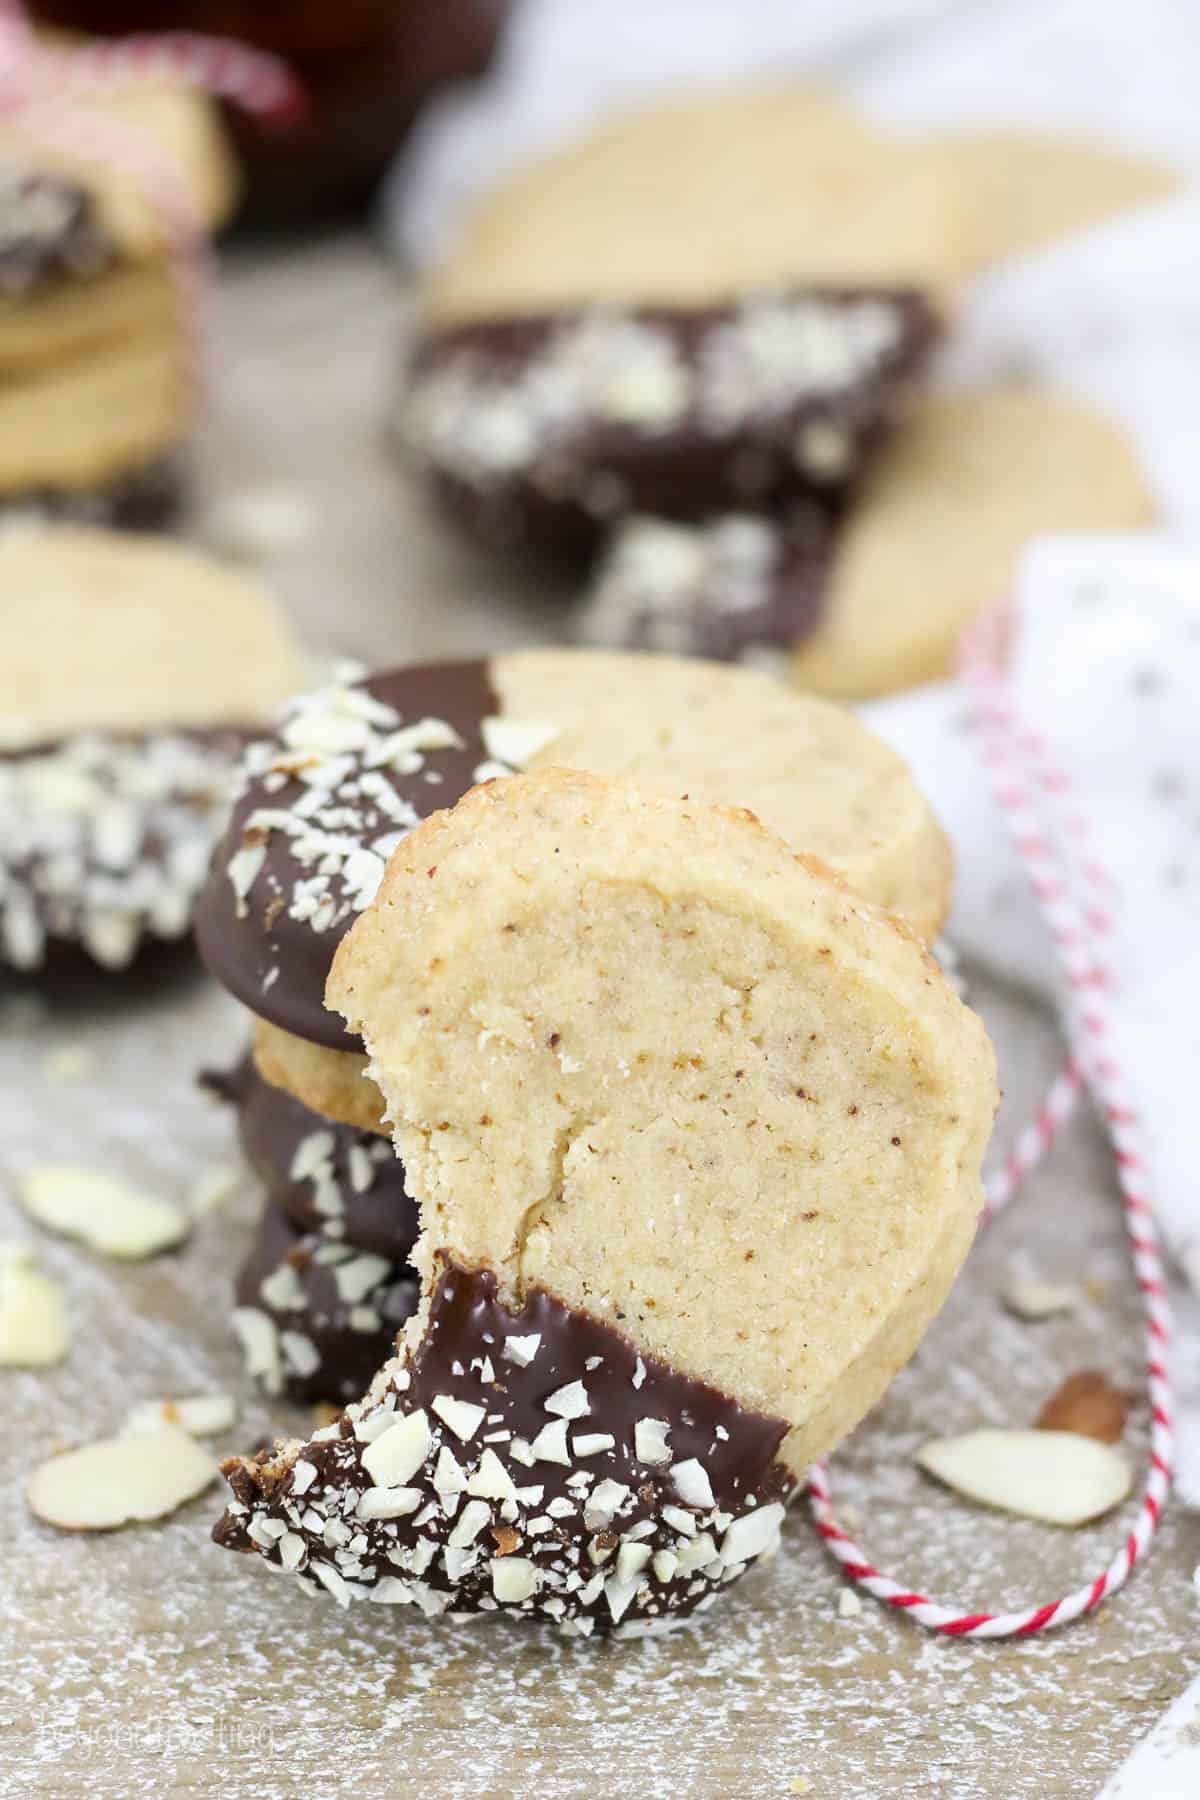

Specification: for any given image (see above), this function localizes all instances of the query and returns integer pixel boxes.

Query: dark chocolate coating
[217,1260,791,1633]
[0,726,246,975]
[0,168,112,295]
[233,1201,418,1405]
[0,452,188,533]
[577,507,833,663]
[398,290,939,554]
[203,1054,418,1261]
[194,660,499,1052]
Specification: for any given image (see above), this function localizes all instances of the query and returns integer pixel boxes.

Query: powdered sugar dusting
[1,969,1195,1797]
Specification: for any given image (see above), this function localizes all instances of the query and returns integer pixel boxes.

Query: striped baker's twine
[0,1,302,404]
[807,606,1174,1637]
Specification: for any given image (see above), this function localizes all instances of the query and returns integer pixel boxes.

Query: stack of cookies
[195,648,956,1406]
[210,752,997,1636]
[396,85,1164,697]
[0,66,236,525]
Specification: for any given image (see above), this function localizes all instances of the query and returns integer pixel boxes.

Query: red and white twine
[808,605,1174,1637]
[0,0,302,400]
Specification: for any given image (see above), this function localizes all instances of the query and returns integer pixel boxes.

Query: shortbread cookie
[399,291,937,551]
[942,130,1178,271]
[0,526,306,972]
[204,1055,415,1259]
[790,385,1155,697]
[233,1202,417,1405]
[0,328,184,496]
[576,511,830,662]
[195,652,952,1128]
[423,86,975,322]
[0,526,306,744]
[1,69,238,261]
[251,1021,387,1138]
[0,257,176,374]
[215,770,995,1633]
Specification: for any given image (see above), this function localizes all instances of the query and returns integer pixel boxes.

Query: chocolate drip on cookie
[216,1261,791,1636]
[194,661,506,1052]
[398,290,938,552]
[0,726,246,972]
[203,1054,418,1260]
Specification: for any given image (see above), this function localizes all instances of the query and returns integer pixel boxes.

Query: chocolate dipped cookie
[0,526,306,973]
[204,1055,416,1260]
[575,387,1156,692]
[194,651,952,1132]
[232,1201,417,1406]
[215,769,996,1634]
[398,291,938,552]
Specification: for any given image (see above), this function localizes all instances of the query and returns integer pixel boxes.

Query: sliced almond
[1004,1279,1078,1321]
[27,1423,216,1530]
[189,1164,243,1217]
[1036,1370,1128,1444]
[0,1244,69,1367]
[916,1427,1132,1526]
[123,1394,236,1438]
[19,1166,189,1260]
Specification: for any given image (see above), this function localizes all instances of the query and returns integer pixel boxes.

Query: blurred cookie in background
[0,62,237,524]
[421,85,976,320]
[789,385,1155,697]
[575,509,831,665]
[397,290,939,553]
[0,526,306,975]
[935,129,1179,271]
[574,387,1154,698]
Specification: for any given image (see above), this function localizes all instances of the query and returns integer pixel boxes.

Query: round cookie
[195,652,952,1129]
[205,1054,416,1260]
[0,526,307,744]
[575,510,830,663]
[232,1202,417,1406]
[398,291,938,551]
[788,384,1155,698]
[423,86,975,323]
[0,526,307,973]
[0,259,176,375]
[215,769,995,1634]
[0,328,184,498]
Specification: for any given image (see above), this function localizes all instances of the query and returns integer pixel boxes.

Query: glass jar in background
[33,0,508,224]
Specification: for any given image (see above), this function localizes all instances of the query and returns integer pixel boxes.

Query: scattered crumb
[190,1162,243,1217]
[838,1588,863,1619]
[124,1395,236,1438]
[41,1045,94,1083]
[0,1244,69,1367]
[1036,1370,1129,1444]
[204,485,317,561]
[1004,1277,1077,1320]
